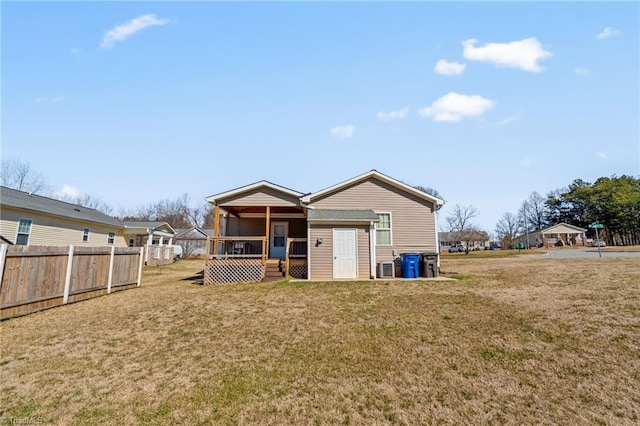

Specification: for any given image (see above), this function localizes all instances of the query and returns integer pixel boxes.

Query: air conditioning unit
[378,261,395,278]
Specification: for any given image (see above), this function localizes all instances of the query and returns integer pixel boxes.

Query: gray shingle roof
[307,209,379,222]
[0,186,122,227]
[123,221,169,229]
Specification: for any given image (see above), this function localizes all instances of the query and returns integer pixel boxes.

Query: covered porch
[204,181,308,284]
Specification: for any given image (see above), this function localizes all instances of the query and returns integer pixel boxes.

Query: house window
[128,237,134,247]
[375,212,392,245]
[82,228,90,242]
[107,232,115,244]
[16,218,32,245]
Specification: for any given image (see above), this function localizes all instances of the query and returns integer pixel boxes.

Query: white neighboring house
[517,222,588,248]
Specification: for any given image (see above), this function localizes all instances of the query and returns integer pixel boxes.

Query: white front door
[270,222,288,259]
[333,228,357,279]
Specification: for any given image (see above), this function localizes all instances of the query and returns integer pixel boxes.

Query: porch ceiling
[223,205,304,216]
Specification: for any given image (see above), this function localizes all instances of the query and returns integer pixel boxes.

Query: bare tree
[1,158,50,194]
[495,212,521,249]
[519,191,547,231]
[413,185,445,210]
[121,194,201,229]
[446,204,478,233]
[56,193,113,215]
[446,204,480,254]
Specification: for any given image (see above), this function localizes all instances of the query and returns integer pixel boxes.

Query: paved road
[541,248,640,259]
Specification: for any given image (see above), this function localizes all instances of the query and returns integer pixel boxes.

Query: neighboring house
[0,186,126,246]
[174,227,214,257]
[438,231,490,252]
[517,222,588,248]
[204,170,444,283]
[123,221,176,248]
[0,187,177,260]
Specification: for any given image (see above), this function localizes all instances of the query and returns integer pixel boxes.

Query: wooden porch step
[264,259,285,281]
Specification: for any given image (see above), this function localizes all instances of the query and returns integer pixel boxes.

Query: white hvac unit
[378,261,395,278]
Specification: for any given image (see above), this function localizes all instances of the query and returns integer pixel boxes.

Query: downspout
[369,221,376,279]
[434,207,441,268]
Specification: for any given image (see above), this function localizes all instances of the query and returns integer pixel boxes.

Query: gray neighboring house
[438,231,490,252]
[174,227,214,257]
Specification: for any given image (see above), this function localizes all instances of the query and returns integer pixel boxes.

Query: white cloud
[100,14,170,49]
[70,48,82,55]
[35,96,64,103]
[418,92,495,122]
[55,185,81,199]
[597,152,608,159]
[377,107,409,121]
[462,37,552,72]
[575,66,589,75]
[497,111,521,126]
[596,27,621,40]
[330,125,356,139]
[434,59,466,76]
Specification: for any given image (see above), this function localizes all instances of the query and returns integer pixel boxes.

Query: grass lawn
[1,255,639,424]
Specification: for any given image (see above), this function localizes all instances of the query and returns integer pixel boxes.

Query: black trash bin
[420,253,439,278]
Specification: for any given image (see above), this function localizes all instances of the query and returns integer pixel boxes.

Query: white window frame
[82,228,90,242]
[128,236,135,247]
[107,232,116,244]
[16,218,33,245]
[374,212,393,246]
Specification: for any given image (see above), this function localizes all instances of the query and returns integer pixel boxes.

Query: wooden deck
[204,237,307,284]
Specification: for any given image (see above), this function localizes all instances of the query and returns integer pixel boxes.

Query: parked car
[448,244,465,253]
[591,239,606,247]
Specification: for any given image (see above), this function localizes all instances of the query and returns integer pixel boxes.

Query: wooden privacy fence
[0,245,144,320]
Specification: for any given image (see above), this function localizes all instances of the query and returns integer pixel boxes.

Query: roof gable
[206,180,303,206]
[123,221,175,234]
[0,186,122,228]
[301,170,444,205]
[175,227,213,239]
[539,222,587,233]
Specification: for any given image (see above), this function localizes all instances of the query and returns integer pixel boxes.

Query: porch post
[265,206,271,260]
[213,205,220,255]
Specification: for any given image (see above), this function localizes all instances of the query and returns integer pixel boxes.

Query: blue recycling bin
[401,253,420,278]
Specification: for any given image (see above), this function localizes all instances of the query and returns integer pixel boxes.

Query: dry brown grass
[1,256,639,425]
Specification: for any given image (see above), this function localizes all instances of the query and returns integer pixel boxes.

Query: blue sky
[2,2,638,233]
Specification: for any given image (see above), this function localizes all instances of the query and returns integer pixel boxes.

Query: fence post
[63,245,75,304]
[0,244,7,285]
[107,246,115,294]
[137,247,144,287]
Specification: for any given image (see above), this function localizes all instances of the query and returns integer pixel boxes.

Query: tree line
[496,175,640,247]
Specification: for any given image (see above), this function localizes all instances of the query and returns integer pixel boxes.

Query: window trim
[82,228,90,243]
[107,232,116,244]
[16,218,33,246]
[374,212,393,246]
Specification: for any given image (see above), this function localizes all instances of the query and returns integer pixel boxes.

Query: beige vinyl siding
[217,187,300,207]
[309,224,370,280]
[0,207,126,247]
[309,177,437,263]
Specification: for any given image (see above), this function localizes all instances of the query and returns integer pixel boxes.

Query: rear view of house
[204,170,444,284]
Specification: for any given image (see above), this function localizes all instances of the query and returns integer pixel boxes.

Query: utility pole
[523,202,530,249]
